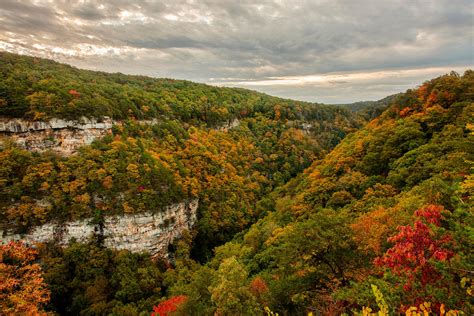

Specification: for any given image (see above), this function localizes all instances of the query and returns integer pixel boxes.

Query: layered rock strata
[0,199,199,258]
[0,117,113,155]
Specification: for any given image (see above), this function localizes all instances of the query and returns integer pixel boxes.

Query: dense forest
[0,53,473,315]
[0,53,364,258]
[0,51,358,128]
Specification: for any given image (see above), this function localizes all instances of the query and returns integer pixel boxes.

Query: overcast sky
[0,0,472,103]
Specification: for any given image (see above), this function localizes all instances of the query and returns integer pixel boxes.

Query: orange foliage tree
[250,276,269,305]
[0,241,50,314]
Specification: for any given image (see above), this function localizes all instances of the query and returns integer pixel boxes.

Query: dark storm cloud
[0,1,59,32]
[0,0,472,103]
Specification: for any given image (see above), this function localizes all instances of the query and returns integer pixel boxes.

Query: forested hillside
[0,53,364,259]
[0,51,355,128]
[161,71,473,315]
[0,53,472,315]
[0,53,366,314]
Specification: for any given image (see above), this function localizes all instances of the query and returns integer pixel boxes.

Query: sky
[0,0,472,104]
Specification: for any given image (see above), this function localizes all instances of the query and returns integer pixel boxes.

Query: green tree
[209,257,261,315]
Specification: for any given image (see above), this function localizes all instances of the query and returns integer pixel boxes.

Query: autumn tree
[375,205,453,288]
[0,241,50,315]
[209,257,261,315]
[151,295,187,316]
[374,205,460,310]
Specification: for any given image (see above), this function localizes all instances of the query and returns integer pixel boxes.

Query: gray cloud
[0,0,472,103]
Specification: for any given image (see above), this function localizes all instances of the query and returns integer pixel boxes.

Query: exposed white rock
[0,116,115,155]
[2,128,112,155]
[0,117,114,132]
[215,118,240,131]
[0,199,199,258]
[301,122,313,135]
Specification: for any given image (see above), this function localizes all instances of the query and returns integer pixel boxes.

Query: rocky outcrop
[0,117,114,155]
[215,118,240,131]
[0,199,199,258]
[0,117,114,133]
[0,116,241,155]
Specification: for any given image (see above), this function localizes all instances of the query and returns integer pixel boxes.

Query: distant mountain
[335,93,402,120]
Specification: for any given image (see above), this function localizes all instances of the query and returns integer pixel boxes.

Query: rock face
[0,199,199,258]
[215,118,240,131]
[0,116,232,258]
[0,116,242,155]
[0,117,114,155]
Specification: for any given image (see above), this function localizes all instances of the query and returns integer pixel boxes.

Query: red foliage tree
[399,107,411,118]
[374,205,454,291]
[151,295,187,316]
[68,89,81,97]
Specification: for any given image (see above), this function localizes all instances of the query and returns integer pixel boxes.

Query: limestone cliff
[215,118,240,131]
[0,199,198,258]
[0,117,114,155]
[0,116,241,155]
[0,115,242,258]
